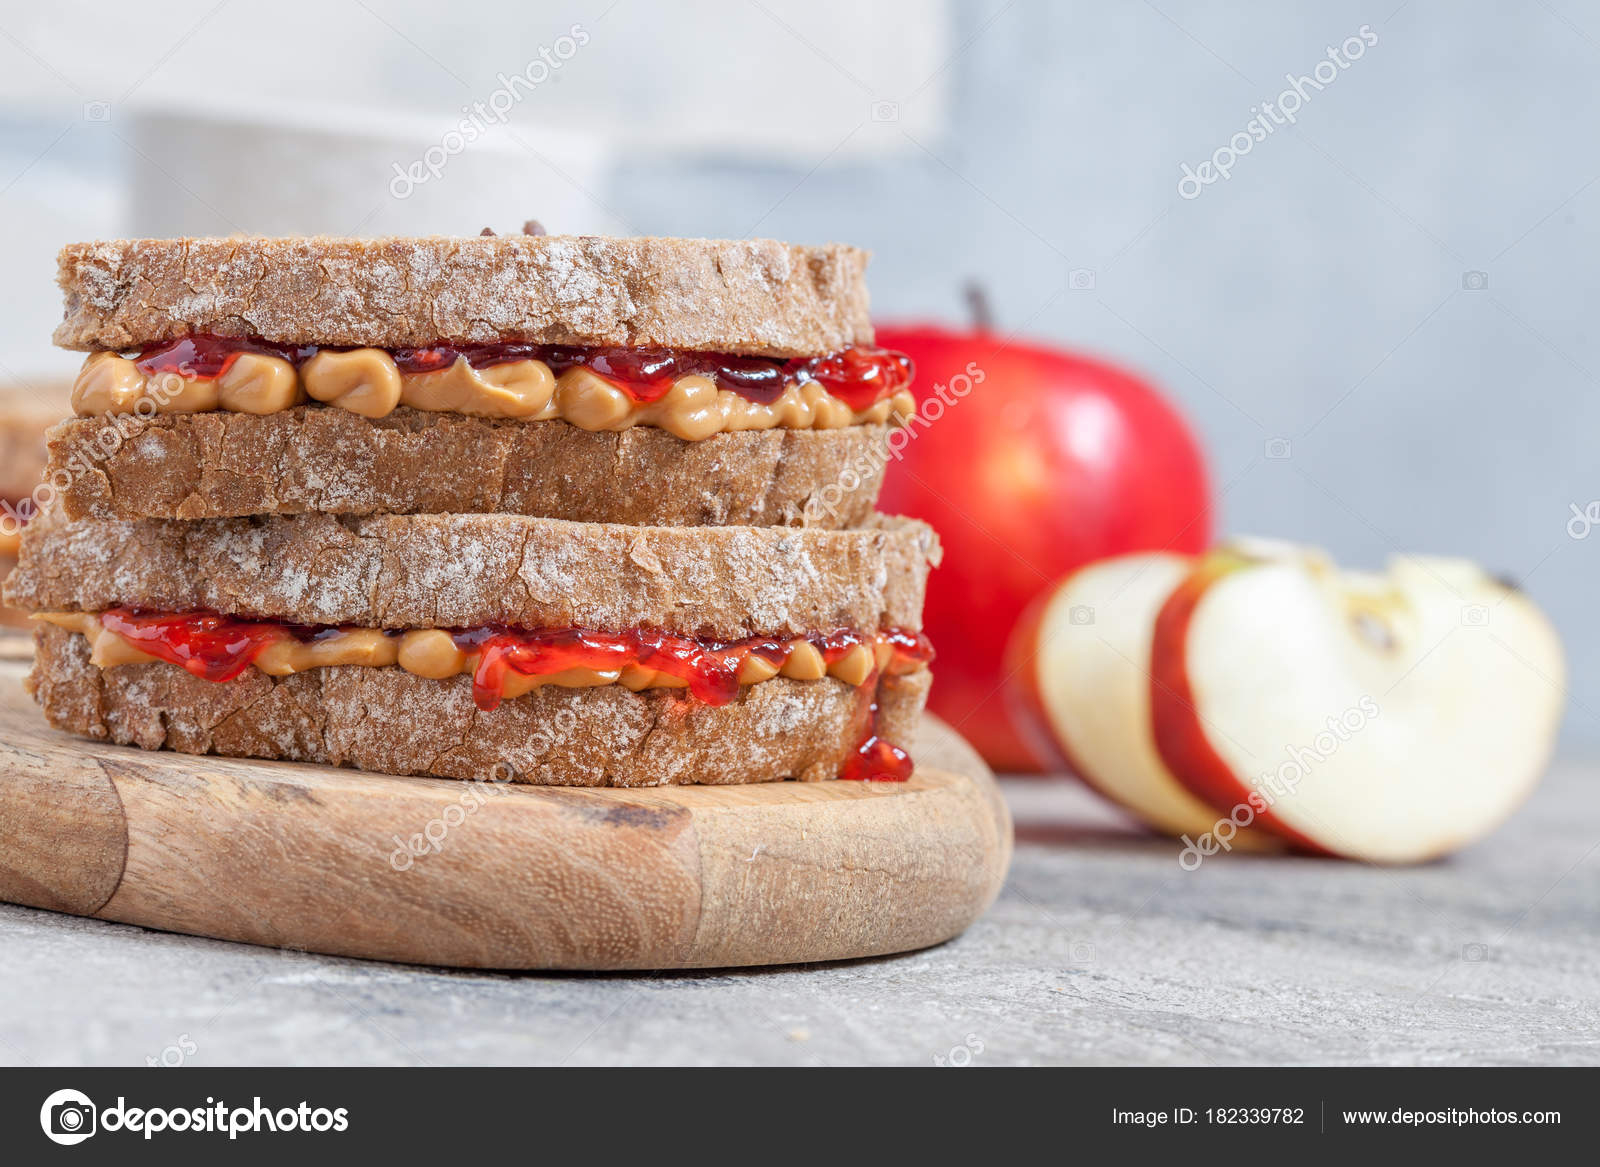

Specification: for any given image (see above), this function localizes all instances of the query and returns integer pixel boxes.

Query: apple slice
[1150,539,1566,863]
[1009,552,1278,847]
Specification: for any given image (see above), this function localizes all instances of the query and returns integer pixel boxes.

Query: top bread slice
[55,235,873,357]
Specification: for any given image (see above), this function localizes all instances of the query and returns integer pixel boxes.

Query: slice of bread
[55,236,872,356]
[29,622,931,786]
[4,512,939,639]
[45,409,889,526]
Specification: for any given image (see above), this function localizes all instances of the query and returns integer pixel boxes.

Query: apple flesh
[1150,540,1566,863]
[1009,553,1279,847]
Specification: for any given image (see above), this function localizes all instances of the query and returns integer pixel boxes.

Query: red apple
[876,322,1212,771]
[1149,539,1566,863]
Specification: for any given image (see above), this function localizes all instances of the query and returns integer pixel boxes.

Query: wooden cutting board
[0,659,1011,970]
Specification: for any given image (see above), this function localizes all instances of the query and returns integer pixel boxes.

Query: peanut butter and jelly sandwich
[7,233,940,786]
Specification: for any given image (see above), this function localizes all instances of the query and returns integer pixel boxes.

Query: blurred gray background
[1,0,1594,744]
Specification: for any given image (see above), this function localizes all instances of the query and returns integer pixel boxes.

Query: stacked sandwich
[4,234,941,786]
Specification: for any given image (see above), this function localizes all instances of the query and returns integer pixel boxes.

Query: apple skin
[876,323,1212,771]
[1147,553,1334,856]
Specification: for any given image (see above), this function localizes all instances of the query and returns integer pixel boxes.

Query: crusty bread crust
[45,409,888,526]
[29,623,931,786]
[4,512,939,639]
[55,236,873,357]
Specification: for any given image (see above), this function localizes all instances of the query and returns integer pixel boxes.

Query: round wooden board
[0,662,1011,970]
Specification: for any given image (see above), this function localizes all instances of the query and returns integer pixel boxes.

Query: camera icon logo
[1069,941,1097,965]
[1461,604,1490,627]
[1265,437,1292,460]
[1068,605,1095,626]
[40,1088,97,1145]
[1068,268,1096,291]
[82,101,111,122]
[1461,270,1489,291]
[870,100,899,122]
[1461,942,1491,962]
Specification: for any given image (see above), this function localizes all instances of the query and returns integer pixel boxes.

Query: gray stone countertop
[2,763,1596,1067]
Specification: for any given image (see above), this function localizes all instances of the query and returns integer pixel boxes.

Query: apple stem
[963,281,994,333]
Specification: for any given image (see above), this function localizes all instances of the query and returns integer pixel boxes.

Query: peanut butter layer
[38,613,923,697]
[72,350,915,436]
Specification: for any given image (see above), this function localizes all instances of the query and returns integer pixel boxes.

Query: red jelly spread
[133,336,914,411]
[134,336,314,380]
[452,625,931,713]
[836,631,933,782]
[99,609,309,683]
[453,626,757,712]
[804,345,915,412]
[840,724,915,782]
[96,608,928,688]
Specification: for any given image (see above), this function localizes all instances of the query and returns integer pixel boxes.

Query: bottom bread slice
[28,624,931,786]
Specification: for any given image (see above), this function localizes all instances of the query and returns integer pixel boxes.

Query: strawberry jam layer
[92,608,933,702]
[459,626,763,711]
[101,609,347,683]
[133,336,914,412]
[133,336,315,381]
[453,625,931,712]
